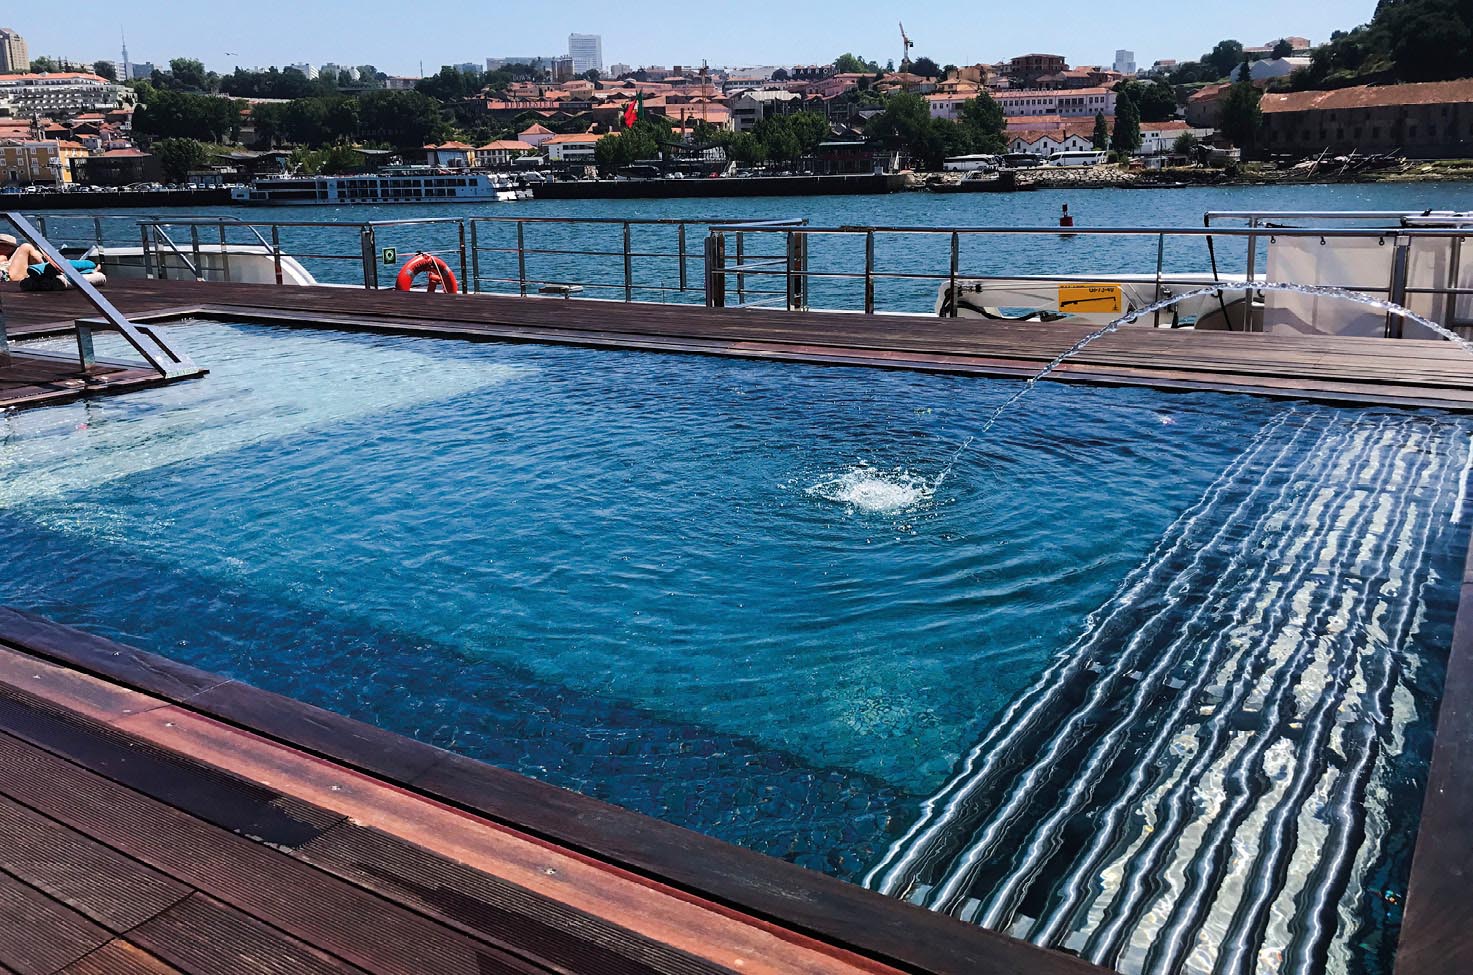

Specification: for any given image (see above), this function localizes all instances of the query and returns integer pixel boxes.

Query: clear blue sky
[21,1,1375,77]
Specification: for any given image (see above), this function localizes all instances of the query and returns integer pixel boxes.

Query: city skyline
[12,0,1373,78]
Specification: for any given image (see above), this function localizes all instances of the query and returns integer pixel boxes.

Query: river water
[34,180,1473,313]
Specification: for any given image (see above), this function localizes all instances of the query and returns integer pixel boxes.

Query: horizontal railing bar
[709,225,1471,239]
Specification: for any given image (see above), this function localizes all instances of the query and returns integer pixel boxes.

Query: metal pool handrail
[2,212,199,378]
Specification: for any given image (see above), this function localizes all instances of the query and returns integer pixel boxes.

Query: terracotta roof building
[1260,81,1473,159]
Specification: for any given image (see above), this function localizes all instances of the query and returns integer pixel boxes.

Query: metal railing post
[219,220,231,282]
[359,226,376,289]
[469,220,481,293]
[139,223,154,279]
[735,232,746,306]
[153,225,168,280]
[623,221,633,301]
[270,224,283,286]
[678,223,688,292]
[1447,235,1464,331]
[516,222,527,296]
[864,231,875,314]
[1153,232,1166,328]
[704,233,726,308]
[796,232,808,311]
[785,232,798,311]
[1243,218,1259,332]
[1387,236,1411,339]
[457,220,469,293]
[74,323,95,370]
[92,216,103,253]
[948,231,960,318]
[189,224,203,281]
[0,286,9,367]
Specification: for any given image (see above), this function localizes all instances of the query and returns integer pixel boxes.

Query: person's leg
[9,243,52,278]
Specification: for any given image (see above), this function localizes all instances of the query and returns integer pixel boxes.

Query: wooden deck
[0,607,1107,975]
[4,278,1473,411]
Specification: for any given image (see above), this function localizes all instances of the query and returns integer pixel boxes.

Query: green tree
[722,131,767,165]
[1114,79,1178,122]
[154,137,207,182]
[1173,131,1201,155]
[834,53,878,74]
[1091,111,1110,149]
[133,88,241,143]
[359,90,449,146]
[1110,90,1142,154]
[957,93,1006,153]
[1204,40,1245,78]
[909,56,942,78]
[93,60,117,81]
[1219,73,1263,152]
[594,119,660,172]
[167,58,212,91]
[581,69,601,82]
[1272,38,1295,58]
[29,56,55,73]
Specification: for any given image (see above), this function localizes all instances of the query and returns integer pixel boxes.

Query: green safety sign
[381,247,397,265]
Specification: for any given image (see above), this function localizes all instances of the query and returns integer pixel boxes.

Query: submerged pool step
[866,412,1468,975]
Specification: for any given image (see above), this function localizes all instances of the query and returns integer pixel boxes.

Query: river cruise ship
[231,167,523,205]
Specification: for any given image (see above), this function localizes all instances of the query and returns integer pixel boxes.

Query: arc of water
[933,282,1473,489]
[862,412,1299,895]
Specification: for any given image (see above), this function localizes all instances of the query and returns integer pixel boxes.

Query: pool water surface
[1,321,1467,975]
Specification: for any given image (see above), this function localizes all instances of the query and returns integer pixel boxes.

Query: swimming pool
[2,321,1467,975]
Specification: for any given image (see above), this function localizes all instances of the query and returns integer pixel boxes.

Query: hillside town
[0,0,1470,192]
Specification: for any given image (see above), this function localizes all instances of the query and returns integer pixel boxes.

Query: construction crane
[899,22,915,70]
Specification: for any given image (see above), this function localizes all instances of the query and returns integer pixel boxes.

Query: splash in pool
[806,465,937,514]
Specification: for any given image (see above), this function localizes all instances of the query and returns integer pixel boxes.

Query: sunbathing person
[0,233,101,289]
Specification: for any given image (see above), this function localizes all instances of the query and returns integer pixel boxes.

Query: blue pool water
[3,321,1469,974]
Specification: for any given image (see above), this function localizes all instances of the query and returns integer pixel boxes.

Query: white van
[1047,150,1107,168]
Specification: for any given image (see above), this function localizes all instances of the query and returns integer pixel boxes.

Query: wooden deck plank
[0,794,191,931]
[0,870,113,974]
[60,940,185,975]
[0,728,554,975]
[127,895,368,975]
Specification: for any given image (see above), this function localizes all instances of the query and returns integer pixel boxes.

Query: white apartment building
[1114,49,1136,75]
[568,34,603,74]
[994,87,1117,119]
[289,62,319,79]
[0,72,127,118]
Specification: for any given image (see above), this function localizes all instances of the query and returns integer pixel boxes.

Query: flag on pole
[622,100,637,128]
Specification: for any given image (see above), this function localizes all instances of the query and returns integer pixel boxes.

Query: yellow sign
[1058,283,1124,314]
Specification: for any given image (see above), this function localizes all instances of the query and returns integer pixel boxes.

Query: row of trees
[865,91,1005,169]
[1290,0,1473,87]
[131,82,450,150]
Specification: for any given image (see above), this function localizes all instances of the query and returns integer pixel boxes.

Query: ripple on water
[806,466,937,515]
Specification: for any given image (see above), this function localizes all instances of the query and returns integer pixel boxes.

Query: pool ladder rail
[1,212,200,381]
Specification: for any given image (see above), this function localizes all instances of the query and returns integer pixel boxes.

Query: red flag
[622,100,637,128]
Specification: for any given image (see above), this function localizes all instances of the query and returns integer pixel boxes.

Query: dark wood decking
[0,608,1107,975]
[5,278,1473,411]
[0,348,171,410]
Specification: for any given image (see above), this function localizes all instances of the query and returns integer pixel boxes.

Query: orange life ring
[394,253,459,293]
